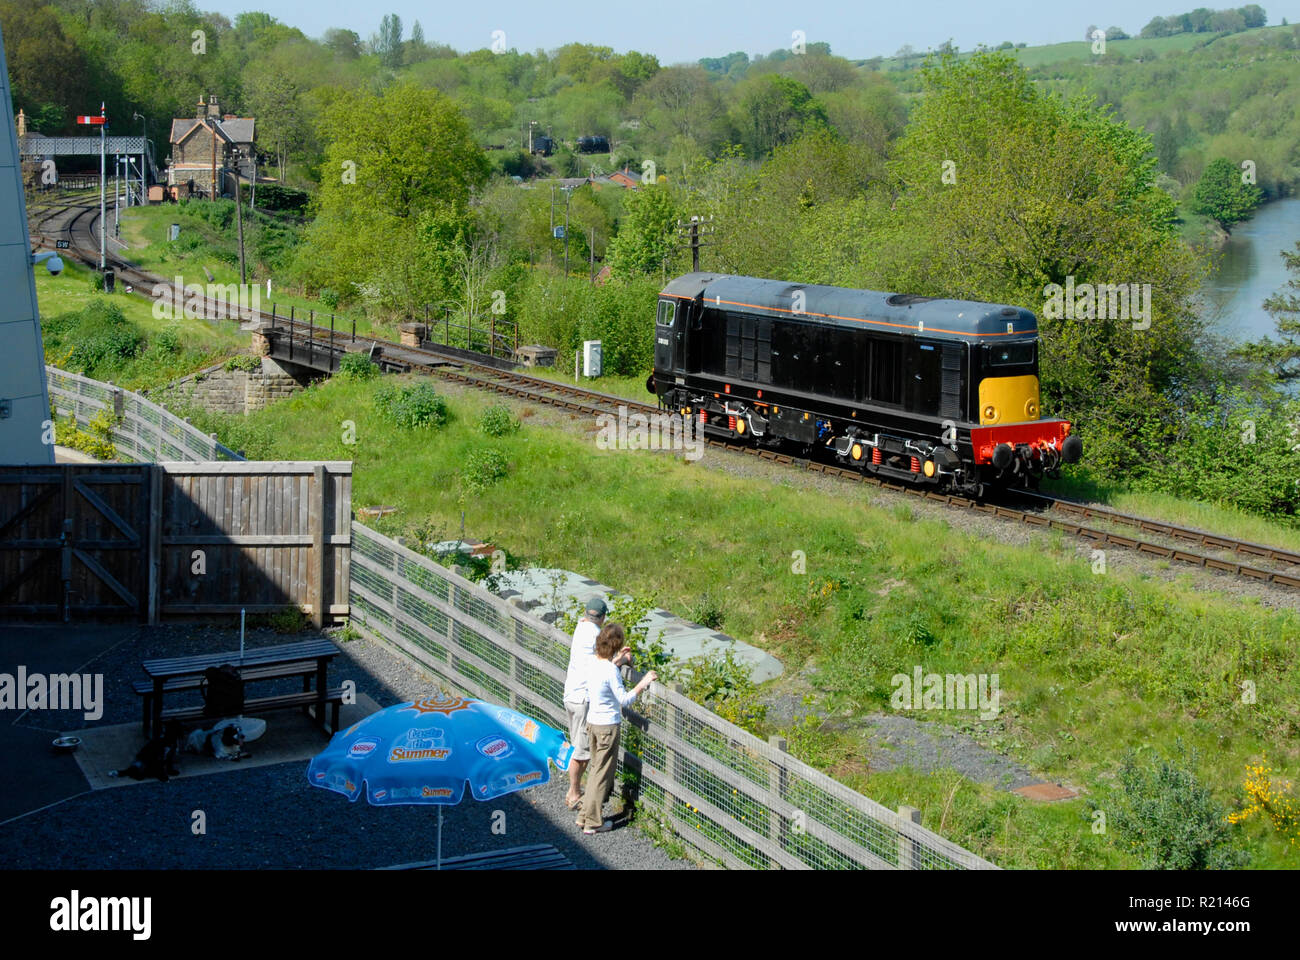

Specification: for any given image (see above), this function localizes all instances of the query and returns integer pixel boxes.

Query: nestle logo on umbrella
[373,789,388,800]
[348,738,380,758]
[476,735,513,759]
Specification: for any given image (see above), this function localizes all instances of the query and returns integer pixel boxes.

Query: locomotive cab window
[988,342,1035,366]
[657,301,676,326]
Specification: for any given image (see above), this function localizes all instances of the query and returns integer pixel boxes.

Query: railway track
[34,202,1300,592]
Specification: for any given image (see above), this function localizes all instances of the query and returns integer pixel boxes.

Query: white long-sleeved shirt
[562,618,601,704]
[584,657,638,725]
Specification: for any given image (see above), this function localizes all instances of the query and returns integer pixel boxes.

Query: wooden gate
[0,462,350,623]
[0,464,150,619]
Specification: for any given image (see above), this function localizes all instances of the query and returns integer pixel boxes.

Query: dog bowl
[51,736,81,755]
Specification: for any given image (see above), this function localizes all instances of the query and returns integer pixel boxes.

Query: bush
[150,329,181,355]
[319,288,340,310]
[54,408,118,460]
[50,300,145,372]
[461,447,509,492]
[685,592,726,629]
[478,403,519,437]
[223,354,262,372]
[1107,743,1246,869]
[249,183,310,213]
[374,381,449,429]
[337,352,380,381]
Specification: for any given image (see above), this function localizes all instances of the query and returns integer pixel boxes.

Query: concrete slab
[71,693,380,790]
[489,567,784,683]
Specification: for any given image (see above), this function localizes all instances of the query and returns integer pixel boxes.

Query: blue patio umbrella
[306,692,574,868]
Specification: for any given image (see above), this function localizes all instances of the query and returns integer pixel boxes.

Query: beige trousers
[578,722,621,829]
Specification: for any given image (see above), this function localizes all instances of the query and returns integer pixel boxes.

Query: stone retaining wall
[165,357,311,414]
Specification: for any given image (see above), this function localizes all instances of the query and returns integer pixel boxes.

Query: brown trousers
[578,722,621,829]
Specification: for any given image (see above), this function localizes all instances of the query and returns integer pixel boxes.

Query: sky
[209,0,1300,62]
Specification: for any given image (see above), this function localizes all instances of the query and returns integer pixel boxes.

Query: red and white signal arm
[76,115,106,125]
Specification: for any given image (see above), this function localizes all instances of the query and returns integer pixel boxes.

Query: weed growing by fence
[53,407,119,460]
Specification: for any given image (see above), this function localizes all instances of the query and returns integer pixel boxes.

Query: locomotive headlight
[1025,399,1038,418]
[983,404,998,422]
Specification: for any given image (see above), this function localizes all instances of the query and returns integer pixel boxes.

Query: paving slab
[72,694,379,790]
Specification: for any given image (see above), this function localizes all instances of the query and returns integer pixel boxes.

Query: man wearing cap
[562,596,606,809]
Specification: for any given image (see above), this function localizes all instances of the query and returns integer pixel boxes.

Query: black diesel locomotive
[648,273,1083,496]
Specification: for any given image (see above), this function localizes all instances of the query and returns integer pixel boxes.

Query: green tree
[728,74,828,158]
[870,52,1206,476]
[605,184,682,279]
[1190,157,1263,229]
[295,83,490,312]
[375,13,403,69]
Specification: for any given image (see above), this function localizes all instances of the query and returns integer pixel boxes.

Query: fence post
[309,309,315,368]
[897,805,922,869]
[329,313,335,372]
[506,597,526,711]
[310,464,327,629]
[768,735,789,860]
[289,305,295,362]
[148,464,163,624]
[666,682,686,824]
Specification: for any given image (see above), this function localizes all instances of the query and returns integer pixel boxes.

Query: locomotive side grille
[725,313,741,377]
[726,313,772,383]
[940,343,963,419]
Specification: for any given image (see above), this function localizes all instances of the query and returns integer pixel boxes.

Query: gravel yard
[1,623,692,870]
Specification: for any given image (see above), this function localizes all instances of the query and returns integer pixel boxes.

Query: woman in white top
[576,623,657,835]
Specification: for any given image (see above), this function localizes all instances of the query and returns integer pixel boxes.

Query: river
[1200,195,1300,343]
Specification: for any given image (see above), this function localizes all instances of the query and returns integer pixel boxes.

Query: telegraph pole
[99,103,106,268]
[229,170,245,284]
[676,215,717,272]
[563,186,571,275]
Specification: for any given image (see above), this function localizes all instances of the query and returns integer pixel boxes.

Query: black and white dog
[185,719,248,760]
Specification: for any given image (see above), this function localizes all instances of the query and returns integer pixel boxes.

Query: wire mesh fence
[349,521,998,871]
[45,366,243,462]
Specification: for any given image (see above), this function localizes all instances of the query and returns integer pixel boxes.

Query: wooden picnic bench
[382,844,575,870]
[139,639,342,737]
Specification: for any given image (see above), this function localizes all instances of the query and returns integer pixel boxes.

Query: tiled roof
[170,116,253,145]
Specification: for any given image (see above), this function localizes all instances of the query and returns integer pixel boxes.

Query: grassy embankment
[118,205,394,340]
[35,259,245,392]
[187,370,1300,868]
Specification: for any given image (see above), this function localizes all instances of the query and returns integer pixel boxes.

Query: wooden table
[140,638,340,736]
